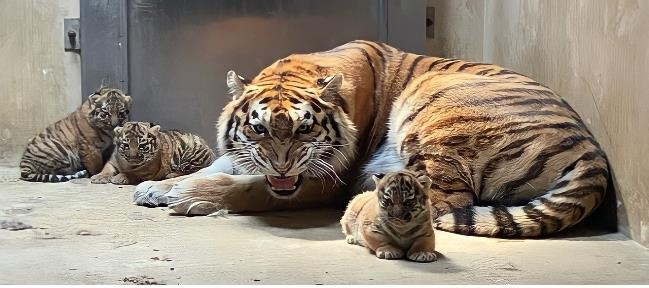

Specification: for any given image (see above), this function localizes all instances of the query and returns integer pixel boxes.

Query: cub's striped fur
[137,40,609,238]
[90,122,215,185]
[20,88,132,182]
[341,171,436,262]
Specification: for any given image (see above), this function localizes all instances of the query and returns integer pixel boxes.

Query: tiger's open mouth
[266,175,303,197]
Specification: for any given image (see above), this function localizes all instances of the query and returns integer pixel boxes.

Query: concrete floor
[1,167,648,284]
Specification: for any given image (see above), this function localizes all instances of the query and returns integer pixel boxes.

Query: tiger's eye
[297,124,312,133]
[252,124,267,134]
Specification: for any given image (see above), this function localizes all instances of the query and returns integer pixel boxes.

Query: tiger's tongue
[267,175,299,190]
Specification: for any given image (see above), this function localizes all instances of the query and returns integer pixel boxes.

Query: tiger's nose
[389,206,405,218]
[274,162,291,174]
[111,115,119,126]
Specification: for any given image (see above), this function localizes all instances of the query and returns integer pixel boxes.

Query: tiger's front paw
[407,250,438,262]
[375,246,404,260]
[134,180,175,207]
[164,173,233,216]
[345,235,357,244]
[90,174,111,184]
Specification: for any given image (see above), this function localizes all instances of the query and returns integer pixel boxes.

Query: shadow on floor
[237,208,344,241]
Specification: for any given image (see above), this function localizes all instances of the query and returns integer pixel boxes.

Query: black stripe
[452,207,476,235]
[498,135,590,197]
[326,112,341,137]
[492,205,522,237]
[498,134,541,153]
[490,69,521,77]
[388,53,408,92]
[576,166,608,181]
[258,97,273,104]
[555,184,606,198]
[559,150,606,178]
[428,58,458,70]
[504,122,584,135]
[457,62,489,71]
[539,198,586,225]
[506,98,571,109]
[398,81,495,130]
[402,55,426,89]
[353,40,386,70]
[522,204,547,235]
[514,110,575,118]
[476,68,494,75]
[438,60,461,70]
[522,203,563,235]
[492,87,555,98]
[480,148,528,195]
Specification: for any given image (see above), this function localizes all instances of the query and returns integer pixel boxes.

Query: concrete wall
[427,0,649,247]
[0,0,81,166]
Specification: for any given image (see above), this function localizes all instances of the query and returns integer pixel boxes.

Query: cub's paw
[110,173,131,185]
[90,174,111,184]
[375,246,404,260]
[407,251,438,263]
[345,235,357,244]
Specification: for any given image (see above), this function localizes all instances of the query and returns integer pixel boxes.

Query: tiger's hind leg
[406,152,476,220]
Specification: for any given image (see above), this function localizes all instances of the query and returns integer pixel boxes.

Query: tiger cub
[90,122,216,185]
[19,87,132,182]
[341,170,437,262]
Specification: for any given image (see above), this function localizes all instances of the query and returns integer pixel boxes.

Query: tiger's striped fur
[341,171,436,262]
[387,71,608,237]
[19,87,132,182]
[140,40,609,238]
[90,122,216,185]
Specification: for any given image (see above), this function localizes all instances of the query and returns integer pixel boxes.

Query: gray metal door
[81,0,425,146]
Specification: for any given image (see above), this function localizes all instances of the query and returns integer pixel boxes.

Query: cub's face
[374,171,432,222]
[217,69,357,199]
[113,122,160,163]
[87,87,132,130]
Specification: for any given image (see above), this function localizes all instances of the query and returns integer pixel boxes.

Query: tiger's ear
[371,173,385,186]
[318,74,345,107]
[416,175,432,191]
[148,125,161,134]
[226,70,248,100]
[113,126,123,135]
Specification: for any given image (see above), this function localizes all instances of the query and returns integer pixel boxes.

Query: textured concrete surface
[426,0,649,248]
[1,166,648,284]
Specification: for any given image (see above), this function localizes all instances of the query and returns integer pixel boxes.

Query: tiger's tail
[434,151,608,238]
[20,170,89,183]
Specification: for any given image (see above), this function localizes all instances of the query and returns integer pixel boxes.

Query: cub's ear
[416,175,432,191]
[88,92,100,103]
[113,126,123,135]
[148,125,161,134]
[371,173,385,186]
[226,70,249,100]
[317,74,345,107]
[124,95,133,107]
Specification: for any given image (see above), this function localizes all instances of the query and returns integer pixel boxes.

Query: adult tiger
[134,40,609,238]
